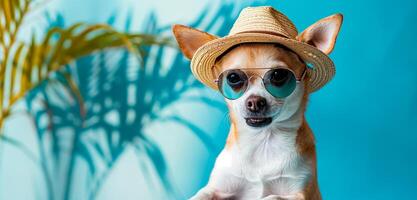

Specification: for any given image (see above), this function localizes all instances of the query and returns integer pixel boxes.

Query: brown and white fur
[173,13,343,200]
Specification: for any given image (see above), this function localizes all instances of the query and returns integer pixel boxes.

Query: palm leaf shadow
[4,1,266,200]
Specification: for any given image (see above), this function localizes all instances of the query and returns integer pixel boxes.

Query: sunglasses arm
[298,67,308,82]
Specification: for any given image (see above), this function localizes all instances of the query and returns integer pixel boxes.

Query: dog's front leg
[189,150,240,200]
[260,193,305,200]
[189,186,216,200]
[189,186,235,200]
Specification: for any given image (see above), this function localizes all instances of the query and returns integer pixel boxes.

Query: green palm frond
[0,0,172,129]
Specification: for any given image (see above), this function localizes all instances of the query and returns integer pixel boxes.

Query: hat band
[234,30,292,39]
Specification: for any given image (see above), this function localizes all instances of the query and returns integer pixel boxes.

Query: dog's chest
[214,131,311,198]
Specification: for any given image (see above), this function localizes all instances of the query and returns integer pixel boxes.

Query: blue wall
[274,1,417,199]
[0,0,416,199]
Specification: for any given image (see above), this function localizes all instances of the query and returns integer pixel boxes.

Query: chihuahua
[173,11,342,200]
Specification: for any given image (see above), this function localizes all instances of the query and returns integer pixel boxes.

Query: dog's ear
[172,24,217,59]
[297,14,343,55]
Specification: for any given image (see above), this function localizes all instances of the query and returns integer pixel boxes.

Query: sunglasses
[215,67,306,100]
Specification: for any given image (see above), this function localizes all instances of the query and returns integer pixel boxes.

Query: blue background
[0,0,416,199]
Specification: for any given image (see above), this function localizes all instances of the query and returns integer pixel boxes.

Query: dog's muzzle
[244,95,272,127]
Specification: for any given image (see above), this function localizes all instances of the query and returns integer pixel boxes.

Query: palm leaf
[0,0,172,129]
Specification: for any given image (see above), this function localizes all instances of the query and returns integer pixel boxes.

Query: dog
[172,6,342,200]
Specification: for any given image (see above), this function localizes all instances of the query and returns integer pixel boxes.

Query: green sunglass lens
[218,70,248,100]
[264,69,296,98]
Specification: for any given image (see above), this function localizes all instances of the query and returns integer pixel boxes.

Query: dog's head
[213,43,308,129]
[173,14,342,131]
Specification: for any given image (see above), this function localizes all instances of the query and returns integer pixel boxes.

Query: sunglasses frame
[214,67,307,100]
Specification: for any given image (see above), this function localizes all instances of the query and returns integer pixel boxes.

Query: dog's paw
[189,187,235,200]
[189,192,214,200]
[260,193,304,200]
[260,196,283,200]
[189,187,215,200]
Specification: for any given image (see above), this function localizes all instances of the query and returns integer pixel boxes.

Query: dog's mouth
[245,117,272,128]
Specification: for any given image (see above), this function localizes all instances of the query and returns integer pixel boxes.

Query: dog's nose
[246,95,267,113]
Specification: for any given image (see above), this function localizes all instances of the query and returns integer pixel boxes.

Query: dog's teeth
[250,118,264,122]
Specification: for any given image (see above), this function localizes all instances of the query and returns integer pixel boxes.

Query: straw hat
[190,6,336,92]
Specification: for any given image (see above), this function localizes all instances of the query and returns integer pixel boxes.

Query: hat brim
[190,32,335,93]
